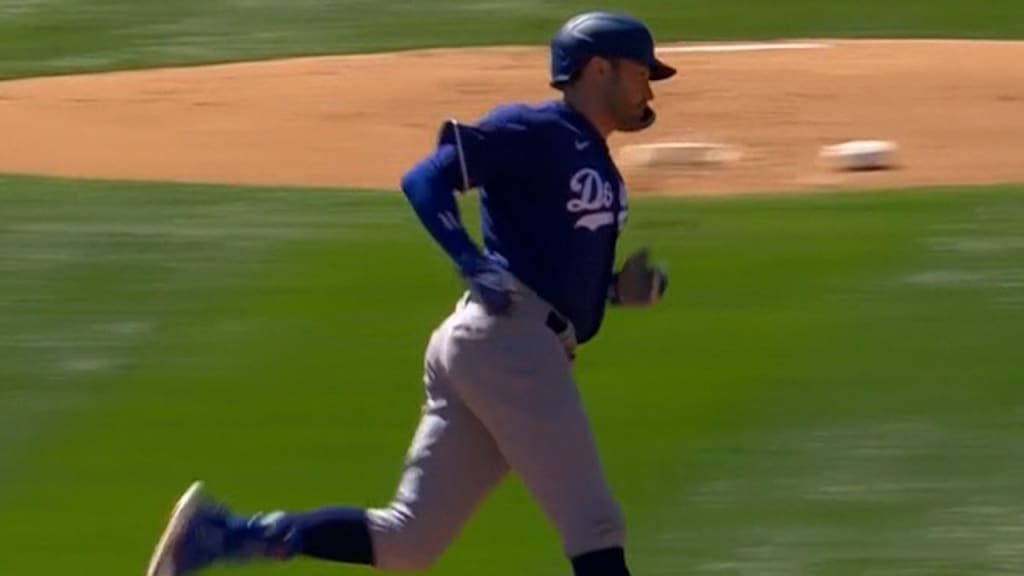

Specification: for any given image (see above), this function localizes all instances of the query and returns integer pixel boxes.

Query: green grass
[1,175,1023,575]
[1,0,1023,79]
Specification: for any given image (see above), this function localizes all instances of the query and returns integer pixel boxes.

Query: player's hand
[459,254,518,315]
[609,247,668,307]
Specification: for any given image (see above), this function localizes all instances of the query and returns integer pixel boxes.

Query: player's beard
[604,74,655,133]
[614,102,656,133]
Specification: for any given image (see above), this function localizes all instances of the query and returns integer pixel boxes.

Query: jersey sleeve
[436,112,531,192]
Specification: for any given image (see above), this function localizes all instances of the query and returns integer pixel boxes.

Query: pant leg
[366,324,509,571]
[443,298,626,560]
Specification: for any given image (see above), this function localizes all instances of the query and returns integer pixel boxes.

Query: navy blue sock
[232,506,374,566]
[571,546,631,576]
[288,507,375,565]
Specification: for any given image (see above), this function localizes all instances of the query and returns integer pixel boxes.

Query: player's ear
[577,56,607,84]
[592,57,612,79]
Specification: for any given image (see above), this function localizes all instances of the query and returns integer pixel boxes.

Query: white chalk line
[659,42,830,54]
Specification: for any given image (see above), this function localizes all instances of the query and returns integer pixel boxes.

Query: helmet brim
[549,56,677,90]
[650,57,677,81]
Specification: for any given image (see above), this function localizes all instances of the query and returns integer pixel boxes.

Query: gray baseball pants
[365,287,625,571]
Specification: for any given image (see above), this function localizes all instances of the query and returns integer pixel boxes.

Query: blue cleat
[147,481,297,576]
[146,481,234,576]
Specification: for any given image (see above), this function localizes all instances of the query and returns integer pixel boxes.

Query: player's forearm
[400,146,481,272]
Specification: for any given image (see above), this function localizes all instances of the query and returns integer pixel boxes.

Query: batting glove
[459,254,518,315]
[609,247,668,307]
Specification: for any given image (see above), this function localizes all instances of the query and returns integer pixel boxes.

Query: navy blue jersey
[438,100,628,343]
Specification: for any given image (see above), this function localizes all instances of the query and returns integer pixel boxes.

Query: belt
[545,309,570,335]
[461,289,576,358]
[463,289,570,335]
[544,308,577,360]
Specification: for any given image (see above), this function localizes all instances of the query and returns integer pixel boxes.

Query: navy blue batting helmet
[549,11,676,89]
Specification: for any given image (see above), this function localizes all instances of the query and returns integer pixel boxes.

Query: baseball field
[2,1,1024,575]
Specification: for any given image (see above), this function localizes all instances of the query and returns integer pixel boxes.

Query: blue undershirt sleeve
[400,114,529,272]
[399,144,480,272]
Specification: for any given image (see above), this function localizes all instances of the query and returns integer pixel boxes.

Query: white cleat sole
[146,481,206,576]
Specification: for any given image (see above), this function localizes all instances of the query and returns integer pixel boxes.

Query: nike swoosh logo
[575,140,590,151]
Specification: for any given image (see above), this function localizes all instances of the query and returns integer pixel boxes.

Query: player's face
[603,59,656,132]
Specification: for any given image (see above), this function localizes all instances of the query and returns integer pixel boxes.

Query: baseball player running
[146,10,673,576]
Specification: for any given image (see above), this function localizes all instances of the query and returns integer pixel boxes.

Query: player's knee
[366,505,449,572]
